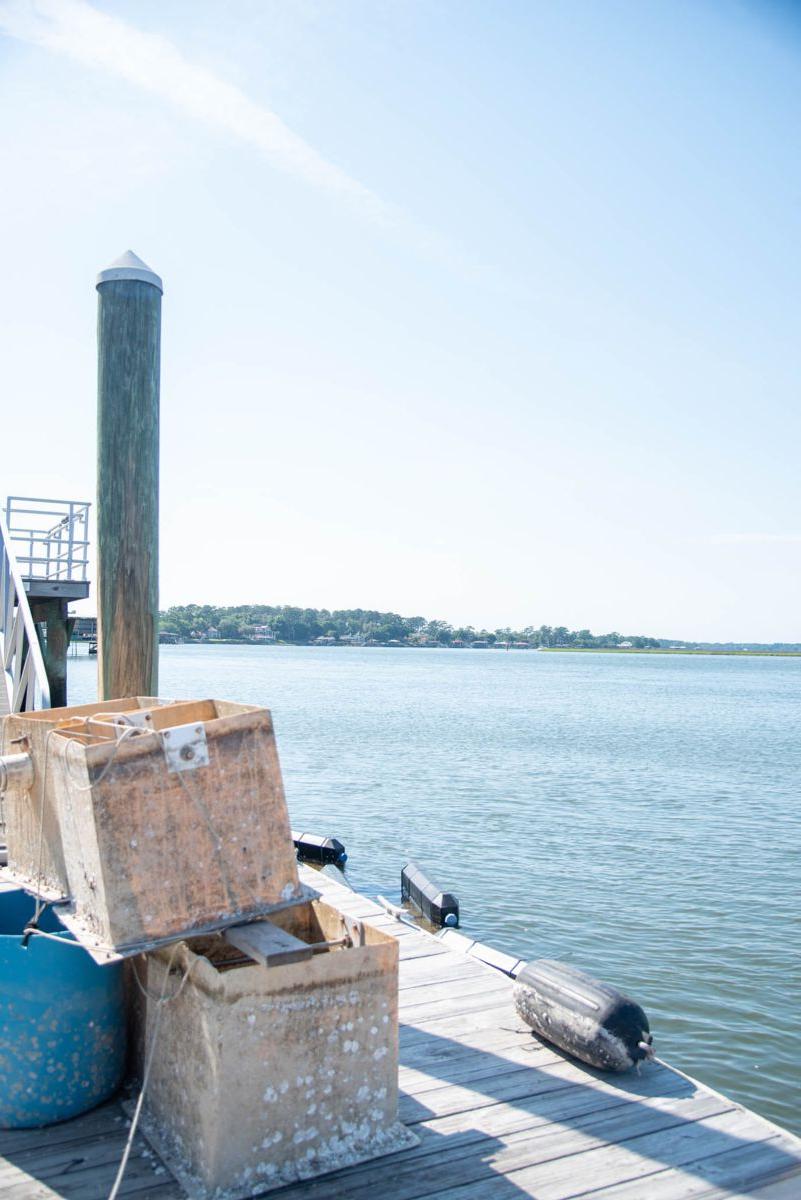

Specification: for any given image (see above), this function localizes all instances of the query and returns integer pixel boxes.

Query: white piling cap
[97,250,163,293]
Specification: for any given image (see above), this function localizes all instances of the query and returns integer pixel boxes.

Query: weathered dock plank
[0,1116,180,1198]
[289,869,801,1199]
[0,865,798,1200]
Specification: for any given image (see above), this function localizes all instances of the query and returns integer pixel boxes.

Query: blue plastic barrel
[0,889,126,1128]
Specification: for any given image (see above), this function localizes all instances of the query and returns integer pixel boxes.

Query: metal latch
[114,710,154,730]
[161,723,209,773]
[342,914,366,947]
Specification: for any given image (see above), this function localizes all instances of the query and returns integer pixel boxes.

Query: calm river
[69,644,801,1134]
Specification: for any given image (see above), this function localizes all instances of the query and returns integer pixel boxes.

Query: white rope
[31,729,59,927]
[128,948,199,1006]
[172,766,244,912]
[22,926,86,948]
[167,732,265,915]
[107,943,196,1200]
[63,722,145,791]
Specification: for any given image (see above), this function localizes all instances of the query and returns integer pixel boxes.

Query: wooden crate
[133,899,416,1198]
[1,696,161,900]
[45,699,315,959]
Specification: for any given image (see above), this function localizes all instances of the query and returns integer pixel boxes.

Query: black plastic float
[291,831,348,867]
[401,862,459,927]
[513,959,654,1072]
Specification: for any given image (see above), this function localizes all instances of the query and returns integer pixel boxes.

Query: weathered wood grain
[587,1139,801,1199]
[224,919,313,966]
[96,276,160,700]
[404,1110,790,1200]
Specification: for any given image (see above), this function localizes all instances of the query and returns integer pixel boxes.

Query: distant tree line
[158,605,663,648]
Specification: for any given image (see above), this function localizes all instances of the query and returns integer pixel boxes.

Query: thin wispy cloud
[0,0,388,219]
[707,533,801,546]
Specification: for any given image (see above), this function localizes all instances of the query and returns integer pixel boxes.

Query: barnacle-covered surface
[44,699,314,955]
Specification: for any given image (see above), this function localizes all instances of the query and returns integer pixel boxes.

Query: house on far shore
[314,635,336,645]
[252,625,276,642]
[72,615,98,640]
[618,641,633,648]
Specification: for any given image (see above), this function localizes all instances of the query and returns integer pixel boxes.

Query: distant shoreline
[154,641,801,658]
[539,647,801,658]
[148,606,800,655]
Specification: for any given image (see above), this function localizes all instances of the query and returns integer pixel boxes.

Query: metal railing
[1,509,50,712]
[5,496,90,584]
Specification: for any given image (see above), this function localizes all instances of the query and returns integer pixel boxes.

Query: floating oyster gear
[401,861,459,927]
[514,959,654,1072]
[291,829,348,866]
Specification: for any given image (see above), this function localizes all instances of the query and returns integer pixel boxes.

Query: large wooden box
[45,699,314,959]
[1,696,162,900]
[133,900,416,1198]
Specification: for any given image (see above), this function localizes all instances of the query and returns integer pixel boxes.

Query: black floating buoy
[401,862,459,928]
[514,959,654,1072]
[291,830,348,867]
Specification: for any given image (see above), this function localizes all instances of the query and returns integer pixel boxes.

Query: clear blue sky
[1,0,799,640]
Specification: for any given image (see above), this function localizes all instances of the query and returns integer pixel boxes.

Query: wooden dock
[0,867,800,1199]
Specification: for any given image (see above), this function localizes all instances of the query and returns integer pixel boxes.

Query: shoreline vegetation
[157,605,801,656]
[541,647,801,657]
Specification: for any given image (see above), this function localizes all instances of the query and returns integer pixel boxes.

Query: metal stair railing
[1,509,51,713]
[5,496,90,586]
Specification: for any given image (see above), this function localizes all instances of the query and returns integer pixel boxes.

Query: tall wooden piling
[96,251,162,700]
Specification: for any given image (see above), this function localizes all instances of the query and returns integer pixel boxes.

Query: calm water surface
[70,645,801,1133]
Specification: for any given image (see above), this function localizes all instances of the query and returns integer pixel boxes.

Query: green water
[69,644,801,1134]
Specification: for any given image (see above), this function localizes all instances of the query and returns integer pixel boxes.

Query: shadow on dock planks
[0,868,800,1199]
